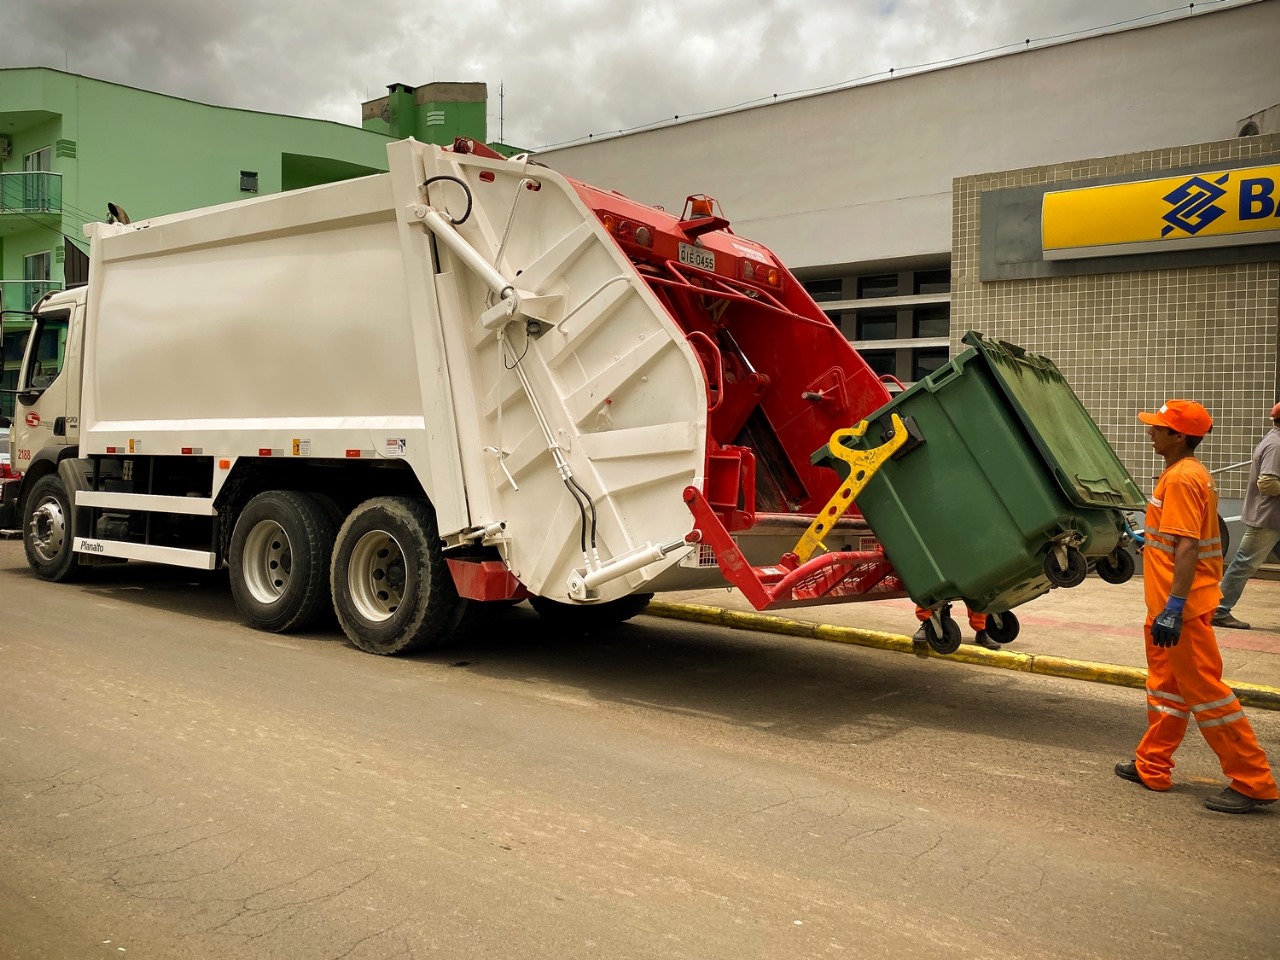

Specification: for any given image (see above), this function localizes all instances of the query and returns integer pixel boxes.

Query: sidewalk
[653,574,1280,700]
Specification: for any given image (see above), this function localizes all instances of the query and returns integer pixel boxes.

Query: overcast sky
[0,0,1254,149]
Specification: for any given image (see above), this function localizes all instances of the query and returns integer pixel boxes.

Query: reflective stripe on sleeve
[1143,533,1220,558]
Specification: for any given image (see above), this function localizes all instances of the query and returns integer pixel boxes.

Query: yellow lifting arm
[792,413,909,563]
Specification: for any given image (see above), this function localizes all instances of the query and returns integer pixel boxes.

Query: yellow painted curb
[646,601,1280,712]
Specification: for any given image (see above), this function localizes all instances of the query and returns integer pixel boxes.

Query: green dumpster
[817,331,1146,614]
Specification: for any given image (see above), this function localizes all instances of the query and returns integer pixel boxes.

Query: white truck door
[13,300,80,468]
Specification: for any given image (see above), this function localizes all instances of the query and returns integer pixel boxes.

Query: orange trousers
[1136,611,1278,800]
[915,605,987,631]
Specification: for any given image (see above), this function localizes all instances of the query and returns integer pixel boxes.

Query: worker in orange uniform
[1115,400,1278,813]
[911,604,1000,653]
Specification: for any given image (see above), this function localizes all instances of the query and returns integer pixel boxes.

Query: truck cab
[0,288,85,529]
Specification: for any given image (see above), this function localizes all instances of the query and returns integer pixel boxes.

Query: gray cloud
[0,0,1248,149]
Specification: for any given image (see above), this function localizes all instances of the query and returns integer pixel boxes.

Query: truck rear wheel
[23,474,87,582]
[229,490,336,633]
[330,496,462,655]
[529,593,653,633]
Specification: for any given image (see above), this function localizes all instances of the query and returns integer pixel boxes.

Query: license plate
[678,242,716,272]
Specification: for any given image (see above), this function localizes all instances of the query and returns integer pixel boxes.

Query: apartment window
[802,278,843,303]
[913,305,950,339]
[913,269,951,296]
[23,147,51,172]
[240,171,259,193]
[24,251,51,284]
[861,350,897,377]
[22,147,53,212]
[856,309,897,342]
[857,274,898,299]
[912,347,949,382]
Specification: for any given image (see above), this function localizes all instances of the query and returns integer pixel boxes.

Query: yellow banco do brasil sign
[1042,164,1280,260]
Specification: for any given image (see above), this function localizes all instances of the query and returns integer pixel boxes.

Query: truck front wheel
[330,496,462,655]
[229,490,336,633]
[23,474,86,582]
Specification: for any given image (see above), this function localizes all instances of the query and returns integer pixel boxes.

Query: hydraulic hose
[422,174,473,225]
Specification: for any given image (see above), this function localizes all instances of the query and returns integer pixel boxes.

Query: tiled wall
[953,136,1280,498]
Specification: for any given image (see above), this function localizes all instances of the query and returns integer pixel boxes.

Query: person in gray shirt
[1214,402,1280,630]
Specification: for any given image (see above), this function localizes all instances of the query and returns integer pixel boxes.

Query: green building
[360,81,524,158]
[0,69,509,415]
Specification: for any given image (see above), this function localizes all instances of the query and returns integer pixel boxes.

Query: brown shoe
[1212,614,1251,630]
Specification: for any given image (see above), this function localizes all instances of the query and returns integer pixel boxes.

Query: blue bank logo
[1161,174,1229,236]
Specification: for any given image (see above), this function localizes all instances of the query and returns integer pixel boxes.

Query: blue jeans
[1217,524,1280,617]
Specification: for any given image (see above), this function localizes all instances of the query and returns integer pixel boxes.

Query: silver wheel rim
[242,519,292,604]
[29,496,66,563]
[347,530,406,623]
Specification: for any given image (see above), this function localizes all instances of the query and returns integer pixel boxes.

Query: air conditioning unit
[0,137,11,161]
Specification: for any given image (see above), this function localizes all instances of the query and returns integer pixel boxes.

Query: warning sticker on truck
[292,439,311,457]
[385,438,407,457]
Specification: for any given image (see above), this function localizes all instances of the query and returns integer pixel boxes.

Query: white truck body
[77,140,706,602]
[6,138,903,653]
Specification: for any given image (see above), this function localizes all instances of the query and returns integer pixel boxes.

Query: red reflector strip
[259,448,273,456]
[106,446,120,454]
[346,449,362,458]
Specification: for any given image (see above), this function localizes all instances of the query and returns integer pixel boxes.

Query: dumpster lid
[962,331,1146,511]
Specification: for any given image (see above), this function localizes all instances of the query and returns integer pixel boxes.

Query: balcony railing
[0,171,63,215]
[0,280,60,312]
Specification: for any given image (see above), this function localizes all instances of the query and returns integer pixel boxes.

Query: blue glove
[1151,595,1185,647]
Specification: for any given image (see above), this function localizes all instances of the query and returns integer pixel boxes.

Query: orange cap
[1138,399,1213,437]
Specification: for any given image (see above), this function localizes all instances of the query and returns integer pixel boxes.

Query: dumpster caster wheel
[986,610,1020,644]
[923,614,963,655]
[1045,546,1087,588]
[1095,547,1136,585]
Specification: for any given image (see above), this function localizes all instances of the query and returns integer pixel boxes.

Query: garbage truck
[0,136,1141,656]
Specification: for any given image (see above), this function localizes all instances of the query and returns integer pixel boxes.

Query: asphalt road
[2,541,1278,960]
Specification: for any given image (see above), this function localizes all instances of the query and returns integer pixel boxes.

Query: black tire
[528,592,653,633]
[23,474,87,582]
[1044,545,1088,588]
[1095,548,1136,585]
[985,610,1020,644]
[228,490,336,633]
[1218,513,1230,560]
[310,493,348,533]
[922,612,963,655]
[330,496,462,655]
